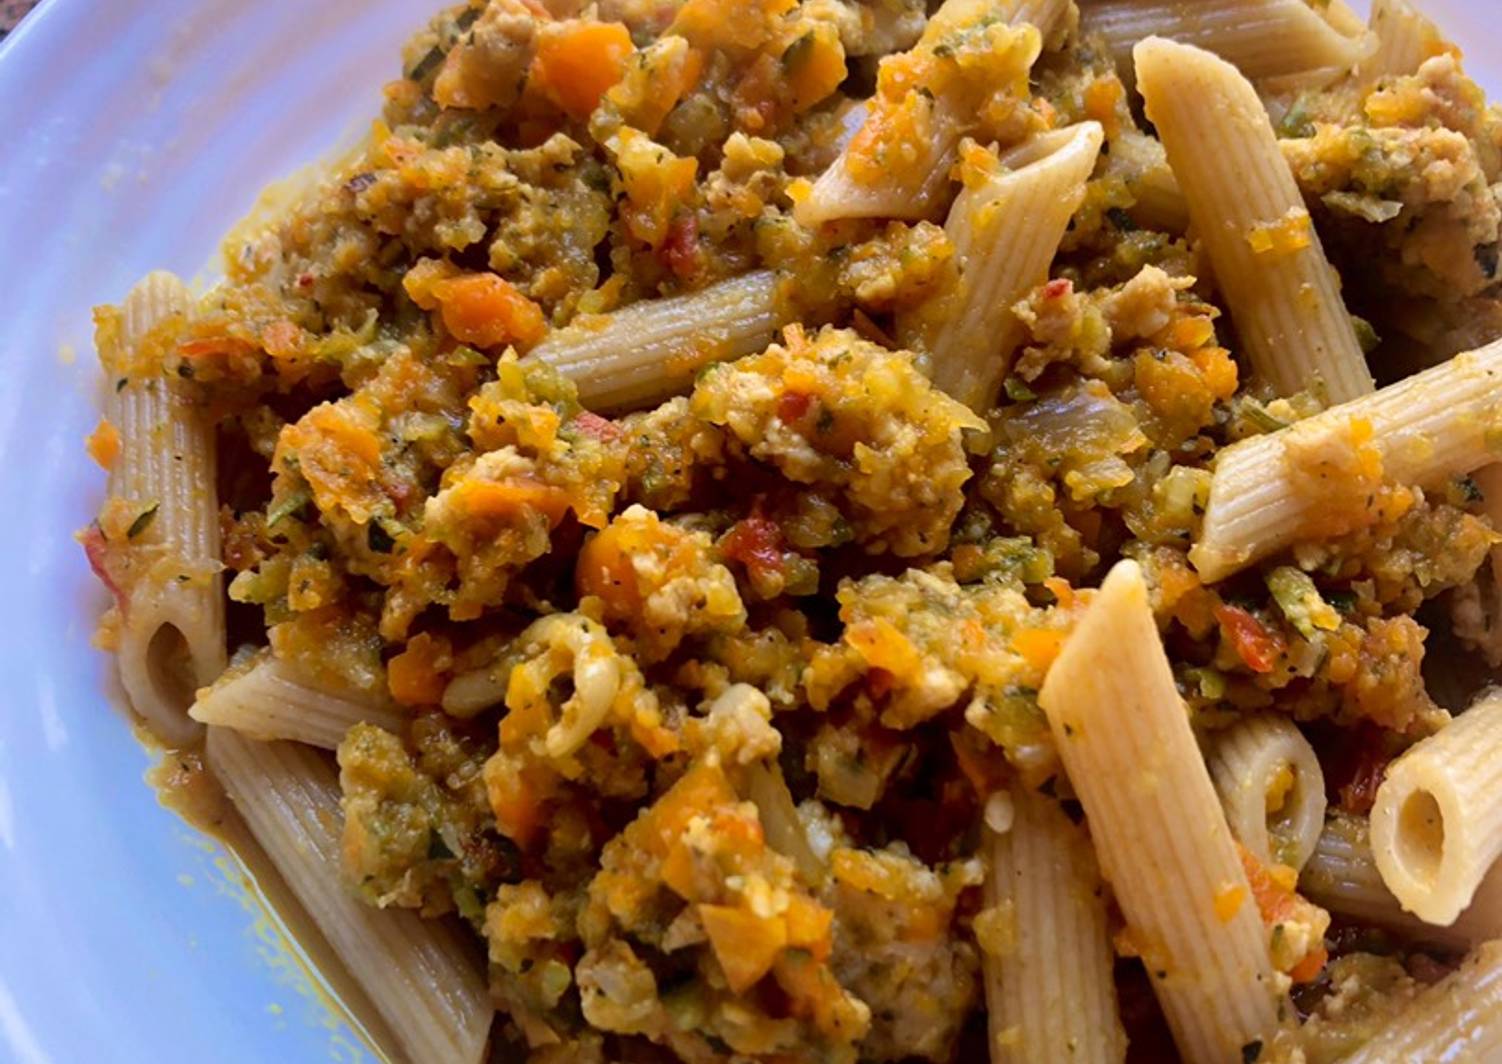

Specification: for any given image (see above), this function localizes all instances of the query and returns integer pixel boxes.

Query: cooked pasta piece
[103,271,226,747]
[1038,560,1282,1063]
[189,652,406,750]
[980,781,1125,1064]
[1083,0,1372,88]
[896,122,1104,411]
[1301,813,1502,950]
[525,270,783,410]
[1371,690,1502,925]
[746,759,827,887]
[205,727,492,1064]
[1135,37,1374,405]
[1361,0,1447,81]
[1190,337,1502,582]
[1339,940,1502,1064]
[1209,714,1327,873]
[794,0,1067,227]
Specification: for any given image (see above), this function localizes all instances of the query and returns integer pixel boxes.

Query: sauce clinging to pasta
[83,0,1502,1060]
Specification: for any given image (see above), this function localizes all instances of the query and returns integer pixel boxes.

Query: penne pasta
[526,270,783,410]
[1209,714,1327,873]
[1371,690,1502,925]
[1081,0,1372,88]
[1190,337,1502,583]
[1339,940,1502,1064]
[745,759,827,888]
[1135,37,1374,406]
[190,651,407,750]
[1301,812,1502,951]
[1038,560,1283,1063]
[794,0,1065,227]
[1361,0,1447,82]
[896,122,1105,411]
[104,271,226,747]
[980,782,1125,1064]
[205,727,492,1064]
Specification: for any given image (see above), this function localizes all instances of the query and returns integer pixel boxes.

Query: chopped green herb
[126,504,160,539]
[1105,206,1138,232]
[266,489,312,528]
[1003,377,1038,402]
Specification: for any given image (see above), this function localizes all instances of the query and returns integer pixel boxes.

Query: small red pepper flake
[778,390,813,425]
[80,525,127,612]
[659,213,701,280]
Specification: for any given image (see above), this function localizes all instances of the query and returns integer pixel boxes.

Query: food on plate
[81,0,1502,1059]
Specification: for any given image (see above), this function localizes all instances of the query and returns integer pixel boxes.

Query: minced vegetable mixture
[85,0,1502,1060]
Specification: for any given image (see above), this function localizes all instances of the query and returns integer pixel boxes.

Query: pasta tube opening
[1210,714,1327,873]
[1371,690,1502,924]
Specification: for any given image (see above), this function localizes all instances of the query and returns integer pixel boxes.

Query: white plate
[0,1,1497,1061]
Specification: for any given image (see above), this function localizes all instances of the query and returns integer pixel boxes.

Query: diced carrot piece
[783,895,833,960]
[639,761,736,856]
[531,21,634,120]
[1010,628,1066,672]
[699,904,787,992]
[454,477,572,528]
[431,273,547,349]
[261,319,303,360]
[386,632,450,707]
[86,419,122,470]
[783,23,845,112]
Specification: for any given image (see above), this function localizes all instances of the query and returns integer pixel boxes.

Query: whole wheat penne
[1136,36,1374,405]
[896,122,1104,411]
[1191,337,1502,582]
[1301,813,1502,950]
[1083,0,1373,88]
[980,782,1125,1064]
[1371,690,1502,925]
[1361,0,1447,82]
[206,727,492,1064]
[1039,560,1283,1063]
[794,0,1064,227]
[526,270,784,410]
[1339,940,1502,1064]
[1209,713,1327,873]
[102,271,226,747]
[190,651,407,750]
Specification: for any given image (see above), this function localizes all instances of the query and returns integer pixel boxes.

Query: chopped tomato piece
[1214,603,1285,673]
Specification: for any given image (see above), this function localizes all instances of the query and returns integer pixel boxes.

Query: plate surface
[0,1,1497,1061]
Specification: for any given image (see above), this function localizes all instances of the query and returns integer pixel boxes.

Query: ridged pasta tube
[190,652,406,750]
[1339,940,1502,1064]
[1191,337,1502,582]
[1209,714,1327,872]
[1301,813,1502,950]
[1082,0,1373,87]
[526,270,784,411]
[896,122,1104,411]
[1371,690,1502,925]
[794,0,1068,227]
[1135,37,1374,405]
[104,271,226,746]
[1361,0,1446,82]
[980,782,1125,1064]
[206,727,493,1064]
[1038,560,1283,1063]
